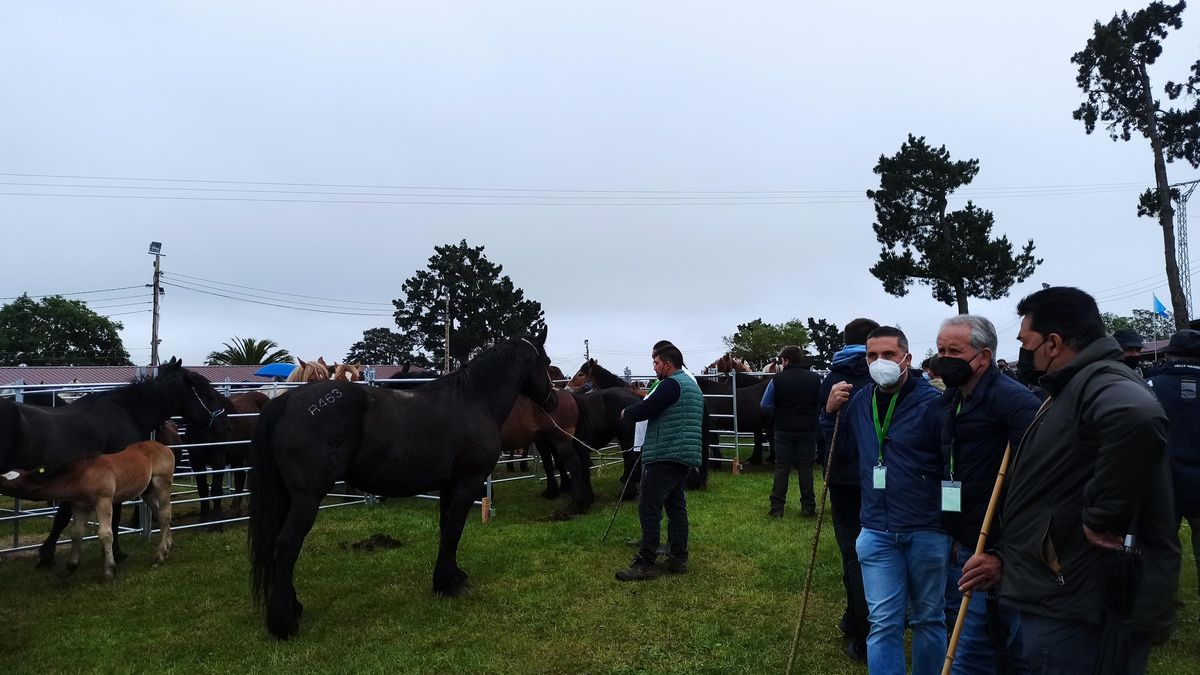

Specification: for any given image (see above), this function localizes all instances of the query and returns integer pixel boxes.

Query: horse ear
[535,325,548,345]
[318,357,328,366]
[297,358,307,367]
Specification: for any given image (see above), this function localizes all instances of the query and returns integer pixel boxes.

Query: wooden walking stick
[785,413,841,675]
[941,442,1012,675]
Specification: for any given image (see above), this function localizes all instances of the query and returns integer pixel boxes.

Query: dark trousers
[638,462,690,564]
[770,430,816,512]
[829,483,869,639]
[1019,613,1151,675]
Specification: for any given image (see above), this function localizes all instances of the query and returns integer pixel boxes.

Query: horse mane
[423,339,528,401]
[589,361,629,389]
[288,358,329,382]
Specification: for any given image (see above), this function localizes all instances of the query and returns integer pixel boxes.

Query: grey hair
[940,315,998,354]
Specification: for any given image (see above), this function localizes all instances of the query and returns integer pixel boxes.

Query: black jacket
[819,352,873,486]
[769,364,821,433]
[999,337,1178,636]
[1148,362,1200,516]
[926,366,1041,547]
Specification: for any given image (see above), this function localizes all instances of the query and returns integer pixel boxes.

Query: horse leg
[66,507,86,574]
[433,476,483,596]
[95,499,116,582]
[111,503,127,563]
[147,475,173,566]
[563,440,594,514]
[210,452,228,526]
[231,461,247,516]
[37,502,72,569]
[520,444,530,473]
[536,439,560,499]
[267,494,321,639]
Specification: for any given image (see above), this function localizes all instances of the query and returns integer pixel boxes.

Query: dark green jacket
[999,337,1178,636]
[643,371,704,467]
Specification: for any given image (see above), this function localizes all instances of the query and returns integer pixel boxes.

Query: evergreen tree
[1072,0,1200,328]
[866,134,1041,313]
[393,240,544,369]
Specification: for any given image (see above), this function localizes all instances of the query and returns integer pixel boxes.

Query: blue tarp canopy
[253,363,296,378]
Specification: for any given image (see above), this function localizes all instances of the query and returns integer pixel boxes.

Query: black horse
[249,329,558,640]
[696,374,774,465]
[0,358,227,567]
[573,387,641,499]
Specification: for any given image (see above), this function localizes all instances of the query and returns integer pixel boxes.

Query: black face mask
[939,354,979,389]
[1123,356,1141,370]
[1016,347,1044,386]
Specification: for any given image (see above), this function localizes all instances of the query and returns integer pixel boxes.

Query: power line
[0,285,143,301]
[160,281,394,317]
[169,271,393,307]
[161,275,393,312]
[0,171,1155,195]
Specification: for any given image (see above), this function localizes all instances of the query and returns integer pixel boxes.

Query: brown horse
[499,390,591,509]
[547,365,567,388]
[566,359,648,397]
[183,391,270,521]
[287,358,330,383]
[0,441,175,580]
[330,363,363,382]
[710,353,754,373]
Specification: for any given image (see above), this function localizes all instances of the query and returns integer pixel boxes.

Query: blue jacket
[1149,362,1200,515]
[926,366,1041,546]
[819,348,873,486]
[838,373,942,532]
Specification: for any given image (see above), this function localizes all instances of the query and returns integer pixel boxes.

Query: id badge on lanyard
[941,480,962,512]
[873,465,887,490]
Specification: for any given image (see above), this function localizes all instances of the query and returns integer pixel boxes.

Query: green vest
[643,370,704,467]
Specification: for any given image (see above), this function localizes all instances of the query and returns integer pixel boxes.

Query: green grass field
[1,465,1196,674]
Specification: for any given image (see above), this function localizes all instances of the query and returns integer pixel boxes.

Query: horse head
[565,358,596,392]
[158,358,227,429]
[289,358,331,383]
[331,363,363,382]
[517,327,558,412]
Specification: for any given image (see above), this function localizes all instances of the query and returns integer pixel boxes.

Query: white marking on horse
[1,471,18,480]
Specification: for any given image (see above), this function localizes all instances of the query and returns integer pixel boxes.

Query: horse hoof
[113,551,128,564]
[540,489,559,500]
[267,616,299,640]
[35,557,55,570]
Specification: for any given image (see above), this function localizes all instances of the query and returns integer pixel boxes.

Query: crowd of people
[613,286,1197,675]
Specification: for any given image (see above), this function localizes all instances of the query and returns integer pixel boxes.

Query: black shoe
[615,558,661,582]
[769,508,784,519]
[801,506,816,517]
[661,556,688,574]
[847,637,867,663]
[836,613,850,637]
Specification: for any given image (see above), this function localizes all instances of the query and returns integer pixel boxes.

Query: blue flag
[1153,294,1170,318]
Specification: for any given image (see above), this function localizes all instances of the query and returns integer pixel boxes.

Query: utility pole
[148,242,164,367]
[584,339,590,361]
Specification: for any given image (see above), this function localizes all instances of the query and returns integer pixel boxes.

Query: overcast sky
[3,2,1198,377]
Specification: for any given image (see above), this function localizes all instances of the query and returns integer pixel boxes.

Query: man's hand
[958,553,1002,593]
[826,382,853,414]
[1083,523,1123,551]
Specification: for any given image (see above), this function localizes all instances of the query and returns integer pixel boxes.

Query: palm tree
[205,337,292,366]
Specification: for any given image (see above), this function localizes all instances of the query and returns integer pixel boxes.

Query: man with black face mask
[960,286,1177,675]
[930,315,1040,674]
[1113,329,1145,377]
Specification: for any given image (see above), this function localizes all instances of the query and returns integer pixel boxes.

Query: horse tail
[249,394,288,613]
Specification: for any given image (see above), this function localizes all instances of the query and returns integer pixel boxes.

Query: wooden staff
[941,442,1012,675]
[785,413,842,674]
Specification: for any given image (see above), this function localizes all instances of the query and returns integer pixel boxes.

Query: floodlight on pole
[148,242,164,368]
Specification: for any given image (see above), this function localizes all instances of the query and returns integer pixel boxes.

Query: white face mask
[869,358,903,388]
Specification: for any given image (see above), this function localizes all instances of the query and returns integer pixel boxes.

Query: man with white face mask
[827,325,947,675]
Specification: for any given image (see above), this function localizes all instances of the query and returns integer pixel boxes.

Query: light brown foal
[0,440,175,581]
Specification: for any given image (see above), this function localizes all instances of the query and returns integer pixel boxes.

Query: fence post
[731,372,741,475]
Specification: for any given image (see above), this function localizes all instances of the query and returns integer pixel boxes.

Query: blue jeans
[856,527,952,675]
[637,462,689,564]
[945,547,1028,675]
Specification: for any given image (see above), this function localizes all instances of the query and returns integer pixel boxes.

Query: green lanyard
[871,390,900,465]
